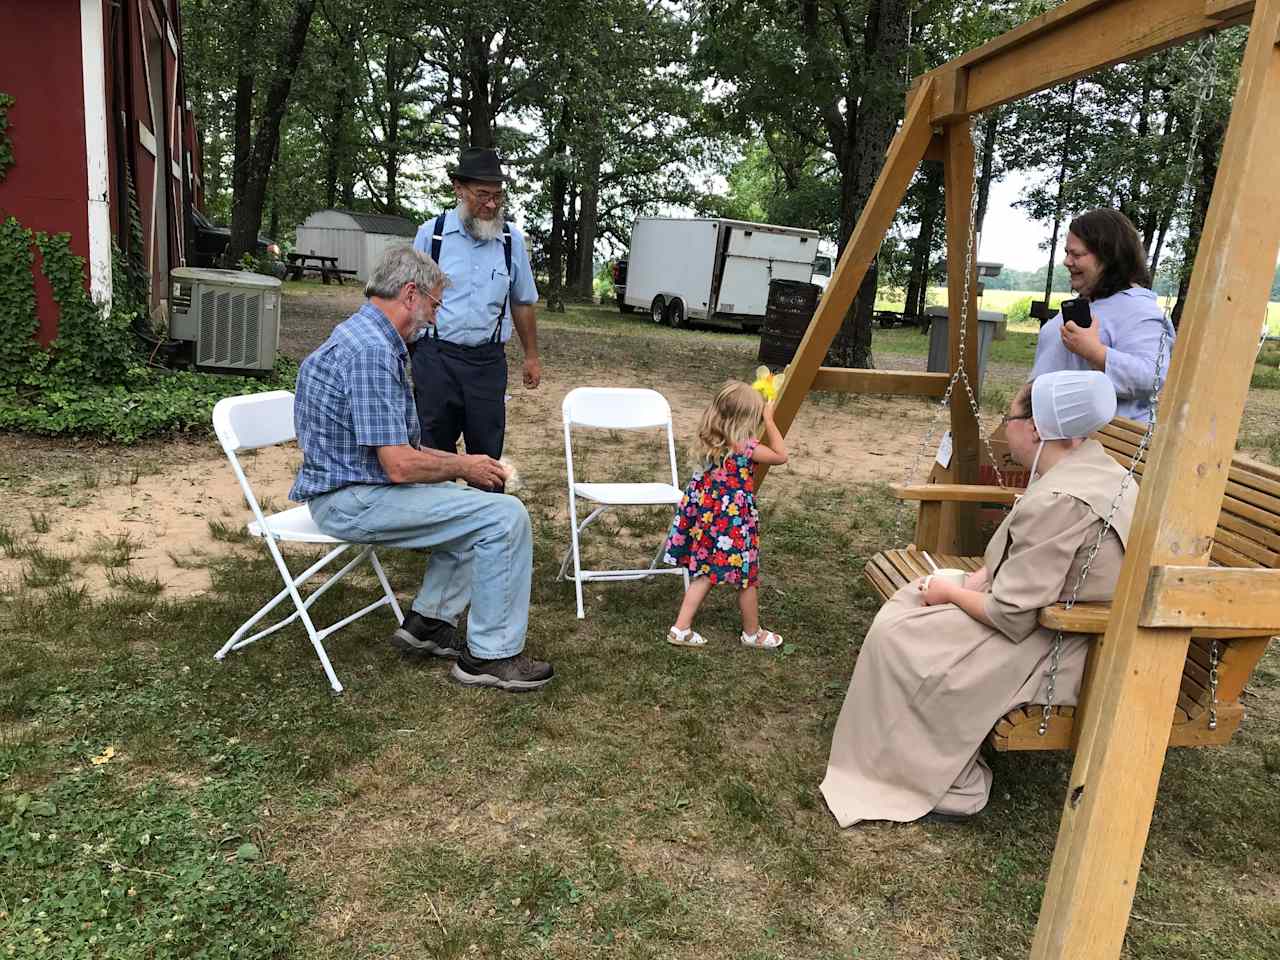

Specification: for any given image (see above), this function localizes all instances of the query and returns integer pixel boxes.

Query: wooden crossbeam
[1032,2,1280,957]
[1041,601,1277,638]
[1141,566,1280,630]
[810,368,949,396]
[890,483,1021,504]
[1206,1,1255,19]
[916,0,1253,123]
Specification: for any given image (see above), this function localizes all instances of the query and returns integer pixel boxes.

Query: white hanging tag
[936,430,954,469]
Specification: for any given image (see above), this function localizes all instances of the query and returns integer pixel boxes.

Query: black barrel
[758,279,847,369]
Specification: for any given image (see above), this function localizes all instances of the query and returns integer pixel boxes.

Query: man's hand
[460,454,507,491]
[522,354,542,389]
[1061,320,1107,369]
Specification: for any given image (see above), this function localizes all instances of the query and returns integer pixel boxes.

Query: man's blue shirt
[290,303,418,502]
[412,208,538,346]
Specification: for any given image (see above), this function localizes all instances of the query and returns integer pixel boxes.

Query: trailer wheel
[666,298,687,329]
[650,295,666,325]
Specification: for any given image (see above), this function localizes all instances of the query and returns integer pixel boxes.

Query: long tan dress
[821,440,1139,827]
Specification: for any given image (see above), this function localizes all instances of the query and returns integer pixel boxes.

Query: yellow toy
[751,365,784,403]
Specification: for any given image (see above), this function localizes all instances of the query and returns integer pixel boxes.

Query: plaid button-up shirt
[290,303,419,502]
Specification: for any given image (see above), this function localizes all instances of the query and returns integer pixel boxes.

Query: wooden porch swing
[757,2,1280,957]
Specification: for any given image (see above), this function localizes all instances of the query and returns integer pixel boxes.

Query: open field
[1,289,1278,958]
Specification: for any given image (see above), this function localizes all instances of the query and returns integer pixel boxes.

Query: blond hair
[697,380,764,468]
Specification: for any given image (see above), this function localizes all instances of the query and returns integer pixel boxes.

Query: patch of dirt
[0,443,299,598]
[3,283,1274,602]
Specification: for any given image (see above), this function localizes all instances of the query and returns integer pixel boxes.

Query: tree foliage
[177,0,1252,345]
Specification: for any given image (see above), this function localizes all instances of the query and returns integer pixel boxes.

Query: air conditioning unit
[169,267,282,374]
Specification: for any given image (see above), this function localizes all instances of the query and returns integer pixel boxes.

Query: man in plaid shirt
[290,245,553,691]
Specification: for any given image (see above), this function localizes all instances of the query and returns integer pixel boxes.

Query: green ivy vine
[0,92,14,182]
[0,217,296,443]
[0,217,36,383]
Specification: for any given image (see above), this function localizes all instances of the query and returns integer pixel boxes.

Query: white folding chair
[557,387,689,618]
[211,391,403,694]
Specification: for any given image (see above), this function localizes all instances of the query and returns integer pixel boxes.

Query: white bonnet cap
[1030,370,1117,440]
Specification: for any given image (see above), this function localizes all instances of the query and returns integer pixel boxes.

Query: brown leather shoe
[389,612,464,659]
[450,650,554,691]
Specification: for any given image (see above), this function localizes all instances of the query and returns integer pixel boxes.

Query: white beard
[459,199,507,242]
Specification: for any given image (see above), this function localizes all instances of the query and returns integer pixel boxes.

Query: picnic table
[286,252,350,285]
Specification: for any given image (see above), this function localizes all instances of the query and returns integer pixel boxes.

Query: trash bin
[758,279,836,368]
[925,307,1005,388]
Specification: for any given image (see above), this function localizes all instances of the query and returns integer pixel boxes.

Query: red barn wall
[0,0,91,343]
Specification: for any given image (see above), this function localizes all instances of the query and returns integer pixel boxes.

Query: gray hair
[364,245,451,299]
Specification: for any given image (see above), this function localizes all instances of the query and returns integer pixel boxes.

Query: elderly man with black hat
[410,147,541,471]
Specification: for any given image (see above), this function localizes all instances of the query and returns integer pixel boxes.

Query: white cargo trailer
[622,217,821,330]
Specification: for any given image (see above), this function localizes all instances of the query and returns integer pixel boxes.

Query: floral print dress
[662,439,760,589]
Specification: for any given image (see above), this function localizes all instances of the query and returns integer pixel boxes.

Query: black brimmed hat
[448,147,509,184]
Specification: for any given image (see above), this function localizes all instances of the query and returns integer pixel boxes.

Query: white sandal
[667,625,708,647]
[741,628,783,650]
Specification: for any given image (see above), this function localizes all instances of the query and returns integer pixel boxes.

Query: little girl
[661,379,788,649]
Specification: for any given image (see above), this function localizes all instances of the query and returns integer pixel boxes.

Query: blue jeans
[309,482,531,659]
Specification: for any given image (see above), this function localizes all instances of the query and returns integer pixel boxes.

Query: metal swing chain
[1039,37,1220,735]
[896,116,1007,546]
[1208,640,1221,730]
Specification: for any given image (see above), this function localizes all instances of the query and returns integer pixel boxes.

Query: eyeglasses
[410,284,444,311]
[999,412,1034,428]
[464,185,505,206]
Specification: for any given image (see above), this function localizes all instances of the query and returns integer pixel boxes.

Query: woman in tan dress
[821,370,1140,826]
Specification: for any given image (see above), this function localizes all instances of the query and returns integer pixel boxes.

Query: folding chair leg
[216,544,357,657]
[279,542,348,696]
[302,613,345,695]
[368,549,404,625]
[568,505,606,620]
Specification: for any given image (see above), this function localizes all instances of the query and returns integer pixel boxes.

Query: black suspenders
[429,213,513,344]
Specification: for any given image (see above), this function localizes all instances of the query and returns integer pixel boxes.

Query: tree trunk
[571,149,602,300]
[1148,196,1175,278]
[228,0,317,262]
[1043,81,1079,305]
[383,40,402,214]
[323,87,346,208]
[564,184,579,292]
[827,0,911,369]
[1172,113,1225,327]
[905,162,943,321]
[267,136,281,239]
[226,0,260,264]
[464,31,495,149]
[545,166,567,312]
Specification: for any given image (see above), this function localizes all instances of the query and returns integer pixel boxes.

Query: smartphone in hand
[1061,297,1093,329]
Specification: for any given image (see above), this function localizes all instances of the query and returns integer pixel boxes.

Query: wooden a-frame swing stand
[763,1,1280,957]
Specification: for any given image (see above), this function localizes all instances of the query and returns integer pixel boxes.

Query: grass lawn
[2,301,1279,958]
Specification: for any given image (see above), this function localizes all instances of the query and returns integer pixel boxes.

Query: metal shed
[293,209,419,280]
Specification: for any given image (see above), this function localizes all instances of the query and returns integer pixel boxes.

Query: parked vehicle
[622,217,821,330]
[811,253,833,291]
[609,257,633,313]
[188,208,287,278]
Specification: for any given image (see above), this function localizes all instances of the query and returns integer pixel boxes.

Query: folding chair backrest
[562,387,672,430]
[212,391,298,537]
[212,391,297,454]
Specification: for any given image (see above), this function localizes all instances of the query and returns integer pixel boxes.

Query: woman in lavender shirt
[1029,208,1174,422]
